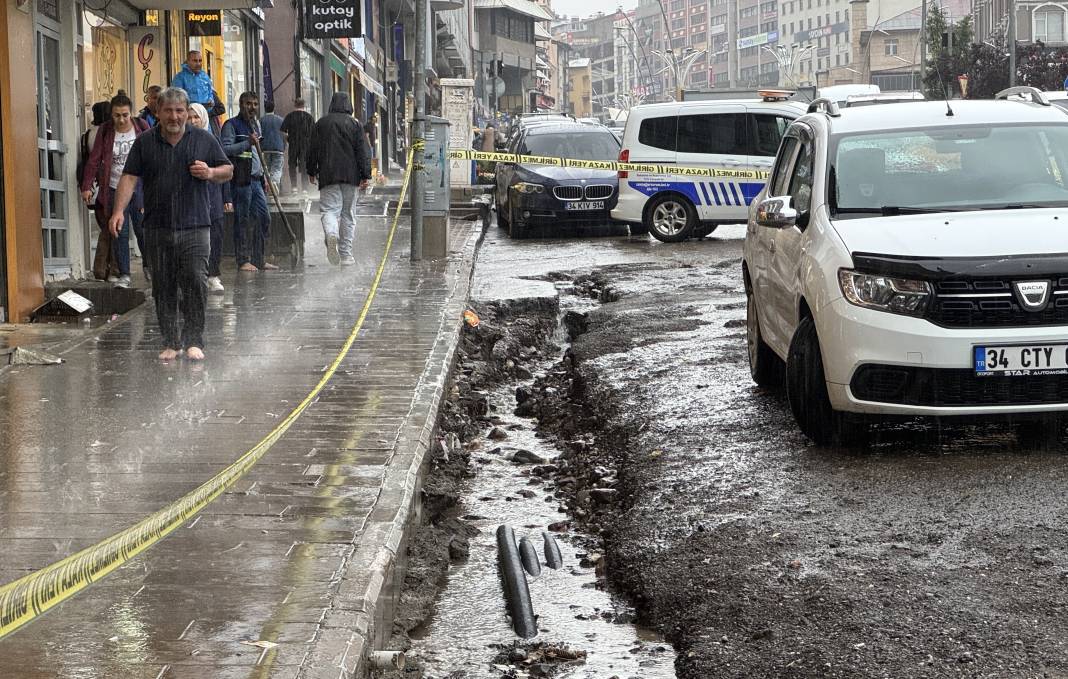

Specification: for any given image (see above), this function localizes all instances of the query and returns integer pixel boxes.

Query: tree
[966,28,1009,98]
[923,7,974,98]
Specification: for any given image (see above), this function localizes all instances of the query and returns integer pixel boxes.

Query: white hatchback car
[743,87,1068,445]
[612,96,806,242]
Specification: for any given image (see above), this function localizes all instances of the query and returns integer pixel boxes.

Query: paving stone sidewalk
[0,202,481,678]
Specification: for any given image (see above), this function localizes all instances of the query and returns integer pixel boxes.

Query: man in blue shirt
[171,51,215,107]
[221,91,275,272]
[259,100,286,191]
[109,87,233,362]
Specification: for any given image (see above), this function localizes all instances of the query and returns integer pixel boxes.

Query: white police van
[612,94,806,242]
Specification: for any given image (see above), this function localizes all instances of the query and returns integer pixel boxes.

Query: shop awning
[121,0,271,8]
[535,23,552,40]
[473,0,553,21]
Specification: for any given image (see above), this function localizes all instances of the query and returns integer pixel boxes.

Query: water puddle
[409,334,677,678]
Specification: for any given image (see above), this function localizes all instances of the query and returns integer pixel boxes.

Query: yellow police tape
[448,149,770,180]
[0,148,418,641]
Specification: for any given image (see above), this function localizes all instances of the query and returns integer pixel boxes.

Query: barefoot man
[109,87,232,361]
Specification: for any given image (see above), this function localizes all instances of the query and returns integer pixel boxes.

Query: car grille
[926,277,1068,328]
[584,184,614,200]
[553,186,582,200]
[851,364,1068,407]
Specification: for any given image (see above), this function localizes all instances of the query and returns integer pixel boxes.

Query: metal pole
[411,0,427,261]
[920,0,927,88]
[1008,0,1016,86]
[727,0,738,88]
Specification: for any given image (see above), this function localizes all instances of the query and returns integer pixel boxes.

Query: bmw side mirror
[756,196,798,229]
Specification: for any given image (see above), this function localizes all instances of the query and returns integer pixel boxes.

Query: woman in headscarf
[189,102,230,293]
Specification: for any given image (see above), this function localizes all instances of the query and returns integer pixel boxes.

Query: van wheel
[746,288,783,389]
[787,317,867,446]
[645,195,696,242]
[693,225,718,239]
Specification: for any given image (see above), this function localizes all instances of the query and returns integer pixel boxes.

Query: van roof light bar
[994,86,1051,106]
[806,97,841,117]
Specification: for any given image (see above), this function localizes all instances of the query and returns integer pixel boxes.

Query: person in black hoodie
[305,92,372,266]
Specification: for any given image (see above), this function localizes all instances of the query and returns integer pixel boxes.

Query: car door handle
[723,159,743,166]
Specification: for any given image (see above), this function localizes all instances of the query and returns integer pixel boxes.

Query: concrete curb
[299,220,486,679]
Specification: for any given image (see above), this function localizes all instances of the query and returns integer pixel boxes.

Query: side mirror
[756,196,798,228]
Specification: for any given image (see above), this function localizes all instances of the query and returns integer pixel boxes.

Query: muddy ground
[388,225,1068,678]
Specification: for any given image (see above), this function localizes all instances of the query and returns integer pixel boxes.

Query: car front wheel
[786,316,866,446]
[645,195,696,242]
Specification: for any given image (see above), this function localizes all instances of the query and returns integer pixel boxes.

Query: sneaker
[114,275,131,289]
[107,275,119,283]
[207,276,224,293]
[325,234,340,265]
[340,254,356,266]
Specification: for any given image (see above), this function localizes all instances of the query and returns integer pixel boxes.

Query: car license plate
[564,201,604,211]
[974,344,1068,376]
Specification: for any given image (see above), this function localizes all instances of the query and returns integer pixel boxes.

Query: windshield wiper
[836,206,967,216]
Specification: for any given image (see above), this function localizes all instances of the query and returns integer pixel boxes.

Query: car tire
[645,194,696,243]
[787,316,867,446]
[496,200,509,229]
[693,224,718,239]
[508,202,528,239]
[746,288,783,389]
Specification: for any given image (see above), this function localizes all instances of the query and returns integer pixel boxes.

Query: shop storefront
[299,43,324,119]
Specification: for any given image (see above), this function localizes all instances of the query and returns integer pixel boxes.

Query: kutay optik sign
[305,0,361,38]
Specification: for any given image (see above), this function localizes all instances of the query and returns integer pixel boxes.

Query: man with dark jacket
[280,98,315,195]
[306,92,372,266]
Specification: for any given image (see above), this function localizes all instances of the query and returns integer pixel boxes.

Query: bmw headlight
[838,269,932,316]
[513,182,545,194]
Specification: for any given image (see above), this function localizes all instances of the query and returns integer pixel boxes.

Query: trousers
[233,179,269,268]
[147,227,210,350]
[319,183,357,257]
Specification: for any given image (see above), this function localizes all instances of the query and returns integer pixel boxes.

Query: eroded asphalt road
[475,222,1068,678]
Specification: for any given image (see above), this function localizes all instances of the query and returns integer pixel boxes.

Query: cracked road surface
[478,223,1068,678]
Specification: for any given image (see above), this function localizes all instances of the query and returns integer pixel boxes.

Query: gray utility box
[422,116,451,215]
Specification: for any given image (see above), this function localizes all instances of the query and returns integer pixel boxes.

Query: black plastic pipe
[496,525,538,638]
[542,530,563,569]
[519,536,542,577]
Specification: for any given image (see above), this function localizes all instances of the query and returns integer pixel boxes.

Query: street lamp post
[761,43,814,90]
[649,47,707,100]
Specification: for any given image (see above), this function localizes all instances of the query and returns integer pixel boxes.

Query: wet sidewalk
[0,201,481,678]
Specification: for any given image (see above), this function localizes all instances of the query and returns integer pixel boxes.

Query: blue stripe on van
[729,183,742,206]
[699,182,711,206]
[719,183,732,206]
[708,183,721,206]
[739,182,765,206]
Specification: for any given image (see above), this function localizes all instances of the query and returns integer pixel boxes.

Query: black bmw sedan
[494,121,621,238]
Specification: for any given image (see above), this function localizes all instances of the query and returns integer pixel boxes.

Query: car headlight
[513,182,545,194]
[838,269,932,316]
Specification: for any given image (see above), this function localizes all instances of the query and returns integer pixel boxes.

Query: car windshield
[523,130,620,161]
[830,124,1068,216]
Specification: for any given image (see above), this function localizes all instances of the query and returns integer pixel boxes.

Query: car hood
[831,208,1068,258]
[519,165,617,182]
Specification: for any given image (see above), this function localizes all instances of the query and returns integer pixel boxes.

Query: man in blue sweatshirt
[171,51,215,107]
[221,91,276,272]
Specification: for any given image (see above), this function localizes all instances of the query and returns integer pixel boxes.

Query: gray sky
[553,0,638,19]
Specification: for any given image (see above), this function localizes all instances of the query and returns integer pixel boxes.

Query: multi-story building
[568,57,594,116]
[553,12,624,119]
[778,0,857,87]
[974,0,1068,47]
[473,0,553,116]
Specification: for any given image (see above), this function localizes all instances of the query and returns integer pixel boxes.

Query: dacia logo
[1013,280,1051,311]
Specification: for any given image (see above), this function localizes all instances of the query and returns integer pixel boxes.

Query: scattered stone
[958,652,975,663]
[751,628,775,640]
[448,535,469,560]
[517,489,537,498]
[548,520,570,532]
[513,449,547,464]
[590,488,619,504]
[724,319,746,328]
[488,427,509,441]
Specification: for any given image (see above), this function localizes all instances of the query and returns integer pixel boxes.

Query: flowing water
[409,325,677,678]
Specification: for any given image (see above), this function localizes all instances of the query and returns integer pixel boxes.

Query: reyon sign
[303,0,362,39]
